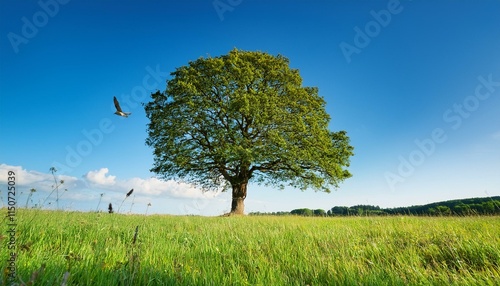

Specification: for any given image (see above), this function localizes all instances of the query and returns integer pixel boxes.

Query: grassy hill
[1,209,499,285]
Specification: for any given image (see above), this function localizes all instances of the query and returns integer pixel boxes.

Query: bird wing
[114,96,123,112]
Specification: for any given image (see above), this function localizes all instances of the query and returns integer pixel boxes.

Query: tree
[313,209,326,217]
[144,49,354,215]
[482,201,495,214]
[436,205,451,216]
[291,208,313,216]
[453,203,471,216]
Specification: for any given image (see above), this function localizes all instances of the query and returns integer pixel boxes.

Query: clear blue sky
[1,0,499,215]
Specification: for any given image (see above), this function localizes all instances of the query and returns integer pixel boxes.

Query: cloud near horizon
[0,164,218,200]
[0,164,79,192]
[86,168,218,199]
[84,168,116,187]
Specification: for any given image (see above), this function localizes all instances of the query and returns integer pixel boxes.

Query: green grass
[1,209,499,285]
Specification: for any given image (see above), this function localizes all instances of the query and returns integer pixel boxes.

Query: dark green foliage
[145,49,353,189]
[249,196,500,216]
[313,209,326,216]
[144,48,354,214]
[290,208,314,216]
[385,196,500,216]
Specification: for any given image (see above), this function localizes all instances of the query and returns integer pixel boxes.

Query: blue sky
[1,0,499,215]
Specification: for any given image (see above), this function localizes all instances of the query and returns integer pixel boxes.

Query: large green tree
[144,49,354,215]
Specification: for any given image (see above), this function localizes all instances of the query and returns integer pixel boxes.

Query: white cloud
[0,164,78,192]
[84,168,116,186]
[0,164,221,210]
[123,176,219,198]
[0,164,226,214]
[81,167,220,199]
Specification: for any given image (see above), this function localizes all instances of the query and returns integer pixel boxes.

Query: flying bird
[113,96,131,117]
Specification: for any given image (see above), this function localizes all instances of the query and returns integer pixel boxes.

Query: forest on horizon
[249,196,500,216]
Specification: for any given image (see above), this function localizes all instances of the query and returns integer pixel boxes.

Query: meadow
[1,209,499,285]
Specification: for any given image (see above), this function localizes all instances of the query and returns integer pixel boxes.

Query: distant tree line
[249,196,500,216]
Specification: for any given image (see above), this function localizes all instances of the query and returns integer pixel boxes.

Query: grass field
[1,209,499,285]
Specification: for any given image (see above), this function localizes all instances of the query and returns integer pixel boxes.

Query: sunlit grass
[1,209,499,285]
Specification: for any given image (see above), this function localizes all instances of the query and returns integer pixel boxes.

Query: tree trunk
[230,182,247,215]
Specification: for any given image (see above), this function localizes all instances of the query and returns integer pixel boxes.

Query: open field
[1,209,499,285]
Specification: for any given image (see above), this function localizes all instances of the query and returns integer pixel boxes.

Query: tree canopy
[144,48,354,214]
